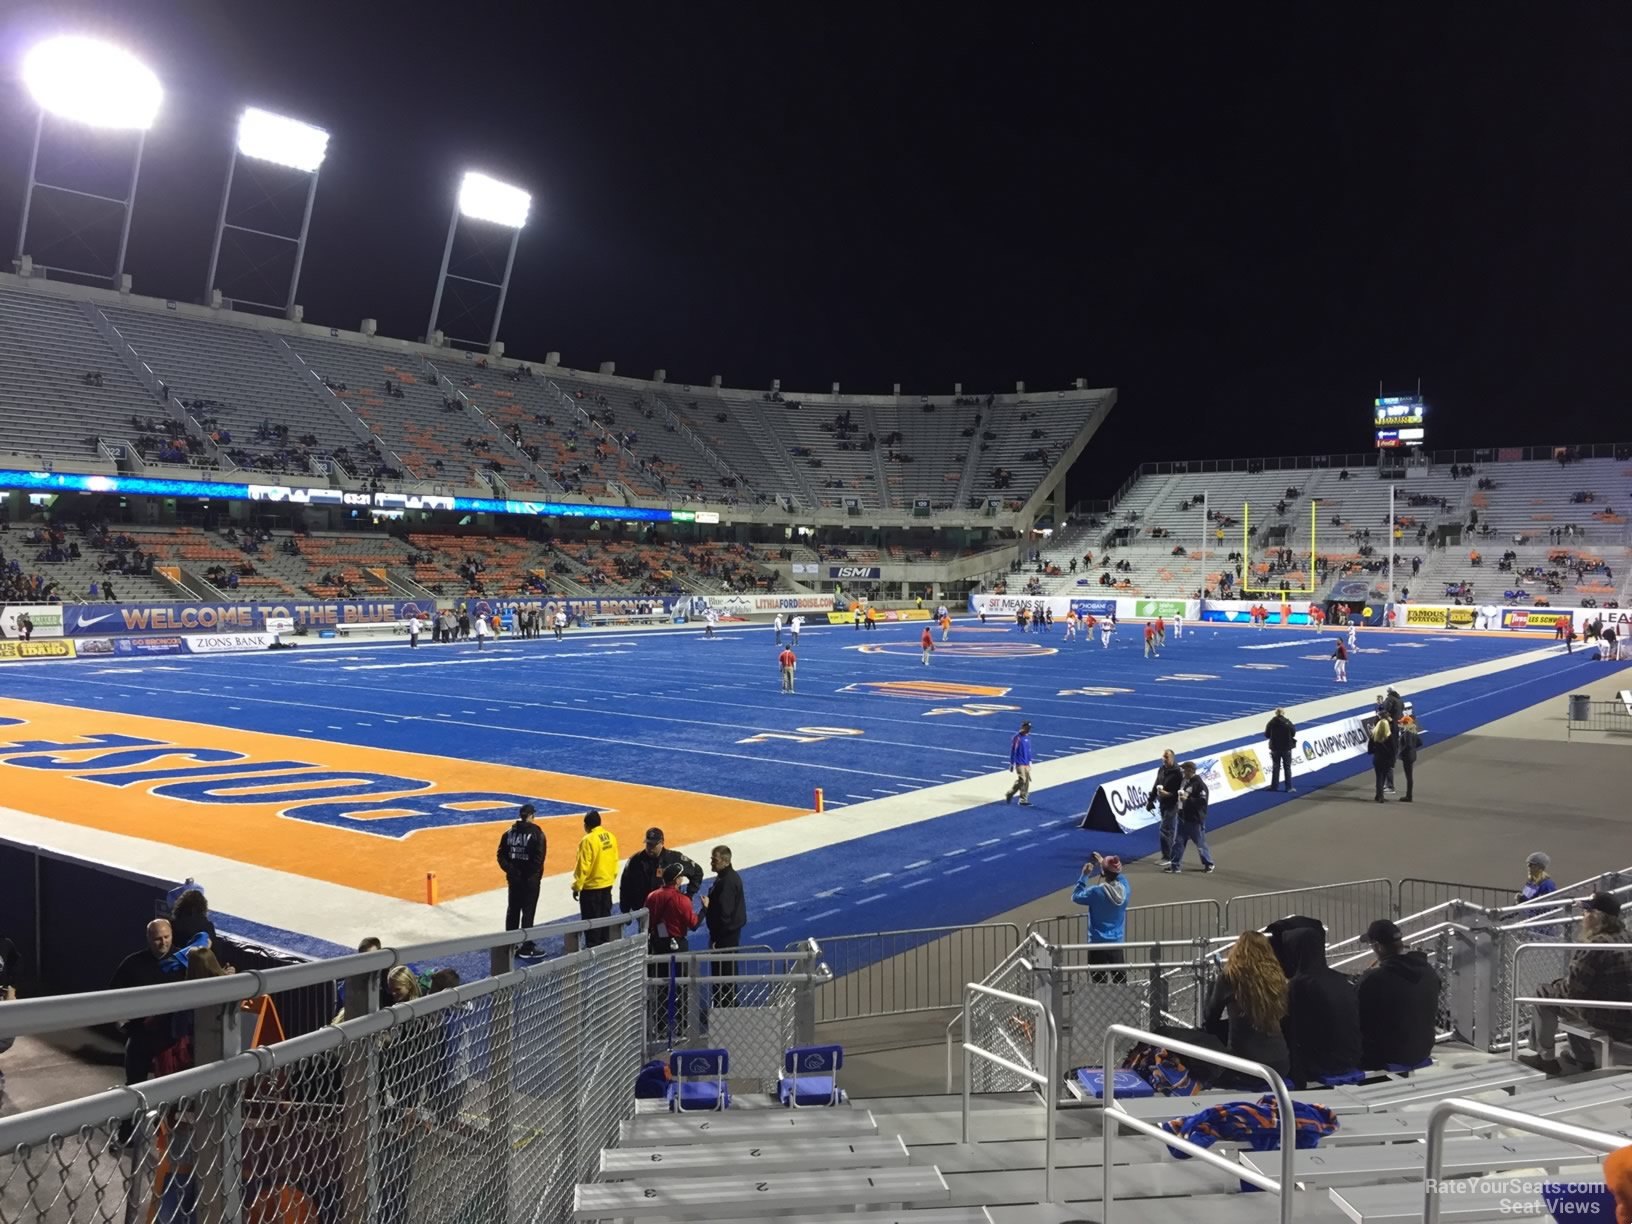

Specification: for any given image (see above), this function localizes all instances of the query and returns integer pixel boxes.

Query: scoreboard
[1375,395,1426,448]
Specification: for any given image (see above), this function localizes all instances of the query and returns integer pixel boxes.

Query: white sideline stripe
[0,643,1565,947]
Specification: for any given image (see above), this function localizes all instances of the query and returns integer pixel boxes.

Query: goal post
[1240,498,1317,597]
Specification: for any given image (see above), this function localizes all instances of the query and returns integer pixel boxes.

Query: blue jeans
[1170,820,1212,869]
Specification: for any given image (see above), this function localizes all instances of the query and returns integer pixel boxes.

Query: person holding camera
[1072,852,1130,982]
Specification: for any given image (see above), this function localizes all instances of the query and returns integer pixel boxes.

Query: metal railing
[0,910,646,1224]
[1423,1097,1622,1223]
[962,984,1057,1204]
[945,934,1040,1092]
[1224,877,1395,943]
[1397,876,1516,916]
[1568,699,1632,735]
[1102,1024,1298,1224]
[1027,898,1222,947]
[796,923,1020,1022]
[1507,940,1632,1062]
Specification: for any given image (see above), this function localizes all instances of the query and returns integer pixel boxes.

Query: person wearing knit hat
[1072,852,1130,983]
[1517,852,1556,905]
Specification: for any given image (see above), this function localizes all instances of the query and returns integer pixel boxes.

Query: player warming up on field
[1100,614,1114,648]
[703,606,718,638]
[1144,621,1159,658]
[1332,638,1349,683]
[921,625,935,666]
[1155,616,1166,648]
[1064,609,1078,641]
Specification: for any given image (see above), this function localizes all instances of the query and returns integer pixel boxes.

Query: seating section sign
[1082,712,1375,832]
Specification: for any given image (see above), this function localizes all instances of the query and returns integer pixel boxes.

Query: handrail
[1423,1097,1623,1223]
[1507,939,1632,1061]
[1102,1023,1296,1224]
[962,983,1057,1204]
[0,907,645,1039]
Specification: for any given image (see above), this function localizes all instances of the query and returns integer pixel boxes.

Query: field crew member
[572,809,619,945]
[1146,748,1183,861]
[406,613,421,648]
[1005,720,1033,806]
[473,609,491,650]
[790,614,803,644]
[774,612,784,643]
[779,644,797,692]
[497,803,545,957]
[554,608,567,639]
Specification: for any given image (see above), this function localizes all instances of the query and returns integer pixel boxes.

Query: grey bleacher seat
[599,1135,908,1179]
[572,1166,948,1221]
[661,389,795,506]
[638,1213,992,1224]
[872,399,977,511]
[1502,1071,1632,1121]
[0,288,153,459]
[1327,1176,1597,1223]
[101,305,361,473]
[618,1108,879,1146]
[968,391,1111,507]
[1334,1061,1544,1110]
[1240,1133,1621,1189]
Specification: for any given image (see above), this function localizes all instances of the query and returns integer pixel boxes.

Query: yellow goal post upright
[1240,498,1317,600]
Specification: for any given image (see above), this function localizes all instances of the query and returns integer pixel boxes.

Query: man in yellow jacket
[572,809,620,946]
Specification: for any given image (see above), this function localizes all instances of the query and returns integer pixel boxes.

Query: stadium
[1,10,1630,1224]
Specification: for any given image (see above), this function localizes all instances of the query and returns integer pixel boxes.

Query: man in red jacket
[644,862,700,956]
[779,645,797,693]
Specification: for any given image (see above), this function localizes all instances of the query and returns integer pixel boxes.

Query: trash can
[1569,693,1591,723]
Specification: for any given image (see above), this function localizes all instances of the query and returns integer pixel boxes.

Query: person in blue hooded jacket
[1073,853,1130,982]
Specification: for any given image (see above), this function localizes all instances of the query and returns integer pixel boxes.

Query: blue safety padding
[1384,1057,1433,1075]
[1316,1070,1367,1088]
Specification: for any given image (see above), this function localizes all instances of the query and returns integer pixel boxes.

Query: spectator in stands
[1518,852,1558,908]
[1523,893,1632,1073]
[110,919,181,1084]
[376,969,431,1222]
[497,804,546,958]
[1264,708,1297,792]
[1356,919,1441,1069]
[703,846,747,1007]
[1281,926,1362,1087]
[572,810,619,946]
[1071,853,1129,983]
[1203,931,1291,1085]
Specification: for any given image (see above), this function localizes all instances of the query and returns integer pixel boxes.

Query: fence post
[1029,942,1057,1103]
[484,946,513,1219]
[793,963,819,1047]
[1148,942,1168,1028]
[191,1001,244,1224]
[340,969,380,1223]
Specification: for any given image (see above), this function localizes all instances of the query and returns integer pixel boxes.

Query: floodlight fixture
[457,171,531,229]
[23,36,161,130]
[204,107,330,316]
[427,170,534,352]
[15,36,164,284]
[236,107,329,173]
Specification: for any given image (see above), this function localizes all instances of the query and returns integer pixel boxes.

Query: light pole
[16,36,163,286]
[426,171,531,352]
[205,107,330,316]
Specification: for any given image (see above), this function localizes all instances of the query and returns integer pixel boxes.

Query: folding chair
[779,1045,845,1108]
[667,1048,731,1112]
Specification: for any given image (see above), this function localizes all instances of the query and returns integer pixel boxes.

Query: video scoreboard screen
[1374,395,1425,448]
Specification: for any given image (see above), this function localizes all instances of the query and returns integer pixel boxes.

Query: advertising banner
[828,565,883,581]
[76,637,115,657]
[64,600,436,637]
[1081,712,1373,833]
[1134,599,1188,618]
[0,604,64,639]
[1502,609,1572,631]
[473,596,670,625]
[887,609,933,621]
[114,637,186,657]
[1198,599,1315,625]
[185,633,276,654]
[752,595,844,613]
[0,639,76,662]
[969,594,1080,618]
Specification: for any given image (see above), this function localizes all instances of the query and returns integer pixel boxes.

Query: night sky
[0,3,1627,504]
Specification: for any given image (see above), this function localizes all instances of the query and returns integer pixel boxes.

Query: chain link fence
[0,934,645,1224]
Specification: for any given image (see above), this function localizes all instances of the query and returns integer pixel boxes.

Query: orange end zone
[0,698,802,903]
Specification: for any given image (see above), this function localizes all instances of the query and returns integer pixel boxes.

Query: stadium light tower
[426,170,531,352]
[15,35,163,285]
[204,107,330,317]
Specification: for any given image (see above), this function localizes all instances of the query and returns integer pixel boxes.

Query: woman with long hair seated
[1203,930,1291,1088]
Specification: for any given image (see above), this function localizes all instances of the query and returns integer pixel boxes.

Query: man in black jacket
[1380,690,1405,792]
[1356,920,1441,1069]
[1282,926,1361,1087]
[1145,749,1183,861]
[1264,708,1297,792]
[497,804,545,956]
[702,845,747,1006]
[1397,711,1422,803]
[618,827,703,917]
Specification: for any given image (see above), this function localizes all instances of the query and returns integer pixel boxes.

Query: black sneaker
[516,942,539,958]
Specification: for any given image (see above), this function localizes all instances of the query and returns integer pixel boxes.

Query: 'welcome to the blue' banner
[64,600,434,637]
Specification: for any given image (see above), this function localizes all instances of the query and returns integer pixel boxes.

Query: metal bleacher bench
[617,1108,878,1146]
[609,1213,992,1224]
[1328,1175,1608,1223]
[1105,1060,1546,1123]
[599,1135,908,1180]
[1558,1019,1632,1069]
[1241,1132,1625,1189]
[571,1166,949,1222]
